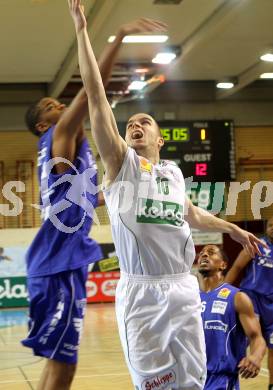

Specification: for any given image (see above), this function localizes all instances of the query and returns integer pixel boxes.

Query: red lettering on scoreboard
[195,163,207,176]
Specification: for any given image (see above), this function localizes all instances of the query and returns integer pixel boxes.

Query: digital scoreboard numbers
[118,120,235,182]
[159,120,235,181]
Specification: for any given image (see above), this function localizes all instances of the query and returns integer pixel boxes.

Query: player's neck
[135,147,160,165]
[200,273,225,292]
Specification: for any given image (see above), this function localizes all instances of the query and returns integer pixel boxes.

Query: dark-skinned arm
[68,0,167,185]
[225,249,252,285]
[52,20,141,173]
[235,291,266,379]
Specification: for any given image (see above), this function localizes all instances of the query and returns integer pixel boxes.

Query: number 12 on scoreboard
[195,163,207,176]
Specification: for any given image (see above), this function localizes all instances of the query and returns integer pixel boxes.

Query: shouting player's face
[198,245,227,276]
[125,113,164,153]
[35,97,66,134]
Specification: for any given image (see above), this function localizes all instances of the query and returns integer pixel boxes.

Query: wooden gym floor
[0,304,269,389]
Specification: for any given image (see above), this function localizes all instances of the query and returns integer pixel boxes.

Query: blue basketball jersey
[240,237,273,296]
[200,283,247,375]
[26,126,103,277]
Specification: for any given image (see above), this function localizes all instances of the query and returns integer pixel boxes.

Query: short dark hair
[25,100,42,137]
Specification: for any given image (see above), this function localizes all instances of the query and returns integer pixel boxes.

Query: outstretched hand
[118,17,167,37]
[68,0,86,33]
[229,226,268,258]
[238,355,261,379]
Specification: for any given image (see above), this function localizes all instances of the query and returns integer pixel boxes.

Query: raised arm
[52,15,147,173]
[68,0,166,184]
[225,249,252,285]
[185,197,266,257]
[98,18,166,88]
[234,292,266,379]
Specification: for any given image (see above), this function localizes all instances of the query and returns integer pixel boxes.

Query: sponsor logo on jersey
[217,287,231,299]
[136,198,183,227]
[204,320,228,332]
[139,157,152,173]
[101,280,118,296]
[211,300,228,315]
[257,258,273,268]
[141,369,176,390]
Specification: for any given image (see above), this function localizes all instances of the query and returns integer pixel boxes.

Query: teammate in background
[68,1,267,388]
[198,244,266,389]
[226,216,273,390]
[21,18,159,390]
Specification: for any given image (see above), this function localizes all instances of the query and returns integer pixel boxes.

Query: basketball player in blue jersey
[22,18,160,390]
[198,244,266,390]
[226,216,273,390]
[69,1,267,388]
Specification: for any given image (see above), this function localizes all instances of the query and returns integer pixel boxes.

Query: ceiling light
[216,82,234,89]
[152,52,176,64]
[108,35,168,43]
[260,53,273,62]
[128,81,147,91]
[260,73,273,79]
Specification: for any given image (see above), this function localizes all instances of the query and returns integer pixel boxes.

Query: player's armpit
[51,125,86,174]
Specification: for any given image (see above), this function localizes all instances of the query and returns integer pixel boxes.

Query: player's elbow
[185,205,202,228]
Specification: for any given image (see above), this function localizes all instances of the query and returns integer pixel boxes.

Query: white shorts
[116,272,206,390]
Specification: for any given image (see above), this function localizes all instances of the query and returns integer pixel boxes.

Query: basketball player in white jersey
[68,1,266,388]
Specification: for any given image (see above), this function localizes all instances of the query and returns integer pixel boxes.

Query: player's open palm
[68,0,86,33]
[120,17,167,37]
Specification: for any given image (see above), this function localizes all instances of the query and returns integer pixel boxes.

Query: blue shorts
[204,373,239,390]
[242,289,273,348]
[21,266,88,364]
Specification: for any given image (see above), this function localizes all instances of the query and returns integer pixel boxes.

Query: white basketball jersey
[103,147,195,275]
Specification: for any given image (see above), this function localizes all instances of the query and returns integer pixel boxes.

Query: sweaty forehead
[38,97,59,109]
[202,245,220,253]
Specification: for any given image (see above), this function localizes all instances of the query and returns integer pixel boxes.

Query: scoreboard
[118,120,236,182]
[159,120,235,181]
